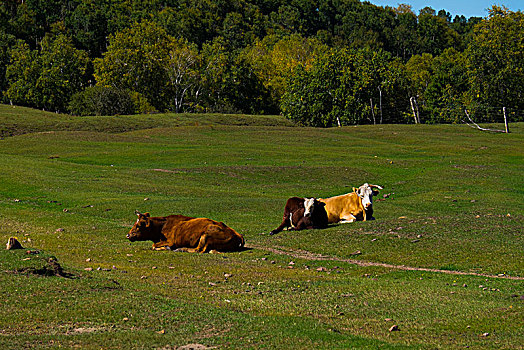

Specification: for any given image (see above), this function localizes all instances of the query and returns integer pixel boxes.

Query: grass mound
[0,104,292,138]
[2,249,71,277]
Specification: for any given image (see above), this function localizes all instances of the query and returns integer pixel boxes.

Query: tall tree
[425,48,468,122]
[281,47,407,126]
[94,20,202,112]
[391,4,419,60]
[417,7,461,55]
[465,6,524,118]
[405,52,433,120]
[4,40,40,107]
[5,33,89,112]
[66,0,110,57]
[242,33,327,110]
[94,21,172,111]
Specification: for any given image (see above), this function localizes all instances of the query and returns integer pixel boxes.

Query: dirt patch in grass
[11,256,74,278]
[249,244,524,280]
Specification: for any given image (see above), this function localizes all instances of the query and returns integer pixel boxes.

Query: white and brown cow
[319,183,383,224]
[269,197,328,235]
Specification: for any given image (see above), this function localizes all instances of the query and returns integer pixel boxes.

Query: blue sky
[365,0,522,18]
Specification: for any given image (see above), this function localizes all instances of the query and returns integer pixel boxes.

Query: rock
[316,267,327,272]
[481,332,490,337]
[122,317,129,322]
[389,325,399,332]
[56,228,65,232]
[84,268,93,271]
[349,250,362,256]
[156,329,165,334]
[86,258,92,262]
[177,344,213,350]
[6,237,24,250]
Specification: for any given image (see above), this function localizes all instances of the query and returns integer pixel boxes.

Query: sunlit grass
[0,105,522,349]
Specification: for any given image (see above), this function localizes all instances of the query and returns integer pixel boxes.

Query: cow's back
[162,215,244,251]
[320,193,360,224]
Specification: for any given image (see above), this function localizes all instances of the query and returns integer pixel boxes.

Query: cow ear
[372,189,380,196]
[352,187,358,193]
[319,202,326,207]
[144,212,150,217]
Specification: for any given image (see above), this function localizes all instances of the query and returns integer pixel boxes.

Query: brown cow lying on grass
[127,211,245,253]
[270,197,328,235]
[319,183,383,223]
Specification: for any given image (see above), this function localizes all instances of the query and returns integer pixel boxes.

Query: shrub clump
[69,86,156,116]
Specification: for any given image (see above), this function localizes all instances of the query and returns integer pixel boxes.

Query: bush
[68,86,156,116]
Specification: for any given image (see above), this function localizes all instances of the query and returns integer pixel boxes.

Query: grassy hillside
[0,105,522,349]
[0,105,293,138]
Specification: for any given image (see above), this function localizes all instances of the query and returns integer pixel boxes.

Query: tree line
[1,0,523,126]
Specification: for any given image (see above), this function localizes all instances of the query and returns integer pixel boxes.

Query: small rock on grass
[389,325,399,332]
[6,237,23,250]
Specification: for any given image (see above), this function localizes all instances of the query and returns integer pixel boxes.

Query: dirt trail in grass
[248,244,524,280]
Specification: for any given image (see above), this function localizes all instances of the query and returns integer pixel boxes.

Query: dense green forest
[1,0,523,125]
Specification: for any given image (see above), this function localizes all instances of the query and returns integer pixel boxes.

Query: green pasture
[0,105,522,349]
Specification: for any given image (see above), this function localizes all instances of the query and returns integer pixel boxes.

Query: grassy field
[0,104,522,349]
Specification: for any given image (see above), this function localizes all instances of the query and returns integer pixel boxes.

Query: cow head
[353,183,383,210]
[303,198,325,217]
[126,211,152,242]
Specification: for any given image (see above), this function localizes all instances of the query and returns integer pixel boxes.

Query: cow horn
[135,210,142,216]
[370,184,383,190]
